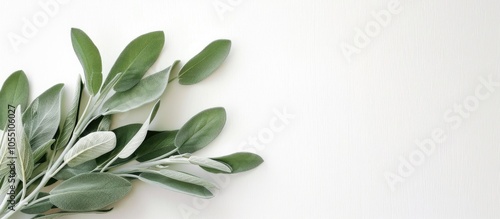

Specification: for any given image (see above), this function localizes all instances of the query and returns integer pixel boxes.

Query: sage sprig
[0,28,263,219]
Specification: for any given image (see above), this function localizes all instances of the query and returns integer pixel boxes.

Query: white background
[1,0,500,218]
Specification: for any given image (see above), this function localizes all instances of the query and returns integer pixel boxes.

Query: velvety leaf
[15,106,34,182]
[178,40,231,85]
[139,172,213,198]
[71,28,102,95]
[21,192,53,214]
[64,131,116,167]
[201,152,264,174]
[135,130,178,162]
[55,77,83,150]
[103,31,165,92]
[23,84,64,150]
[0,130,9,178]
[33,139,55,163]
[96,124,142,167]
[175,107,226,153]
[97,115,112,131]
[50,173,131,211]
[53,160,97,180]
[158,169,218,190]
[0,70,29,129]
[188,156,231,173]
[102,63,176,115]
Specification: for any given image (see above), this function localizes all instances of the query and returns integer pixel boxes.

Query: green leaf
[201,152,264,174]
[32,208,112,219]
[33,139,55,163]
[103,31,165,92]
[96,124,141,167]
[23,84,64,150]
[71,28,102,95]
[21,192,53,214]
[54,160,97,180]
[135,130,178,162]
[64,131,116,167]
[49,173,131,211]
[175,107,226,153]
[102,62,176,115]
[55,77,83,150]
[0,70,29,129]
[178,39,231,85]
[158,169,218,190]
[0,130,9,178]
[188,156,231,173]
[139,172,213,198]
[15,106,34,182]
[97,115,112,131]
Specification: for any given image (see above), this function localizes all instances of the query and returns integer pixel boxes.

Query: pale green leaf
[0,70,29,129]
[103,31,165,92]
[55,77,82,150]
[21,192,53,214]
[158,169,218,190]
[175,107,226,153]
[102,62,176,115]
[188,156,231,173]
[71,28,102,95]
[33,139,55,163]
[178,40,231,85]
[15,106,34,181]
[23,84,64,150]
[201,152,264,174]
[50,173,131,211]
[64,131,116,167]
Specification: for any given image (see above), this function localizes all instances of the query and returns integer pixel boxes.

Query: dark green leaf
[0,70,29,129]
[178,39,231,85]
[135,130,178,162]
[71,28,102,95]
[96,124,141,166]
[201,152,264,174]
[53,160,97,180]
[50,173,131,211]
[103,31,165,92]
[139,172,213,198]
[23,84,64,150]
[175,107,226,153]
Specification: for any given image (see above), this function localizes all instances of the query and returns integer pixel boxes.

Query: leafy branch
[0,28,263,219]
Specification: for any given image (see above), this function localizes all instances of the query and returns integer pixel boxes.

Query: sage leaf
[54,160,97,180]
[64,131,116,167]
[0,130,9,178]
[33,139,55,163]
[23,84,64,150]
[0,70,29,129]
[188,156,231,173]
[103,31,165,92]
[32,208,113,219]
[97,115,112,131]
[71,28,102,95]
[102,62,176,115]
[116,101,160,159]
[135,130,178,162]
[21,192,53,214]
[15,106,34,182]
[178,39,231,85]
[201,152,264,174]
[49,173,131,211]
[96,124,141,167]
[55,77,83,150]
[175,107,226,153]
[158,169,218,190]
[139,172,213,198]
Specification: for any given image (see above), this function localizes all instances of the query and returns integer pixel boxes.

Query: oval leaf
[64,131,116,167]
[135,130,178,162]
[50,173,131,211]
[175,107,226,153]
[21,192,53,214]
[23,84,64,150]
[139,172,213,198]
[158,169,218,190]
[188,156,231,173]
[201,152,264,174]
[102,62,176,115]
[0,70,29,129]
[15,106,34,181]
[96,124,141,167]
[54,160,97,181]
[71,28,102,95]
[103,31,165,92]
[178,39,231,85]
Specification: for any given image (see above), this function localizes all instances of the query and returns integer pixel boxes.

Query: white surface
[1,0,500,218]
